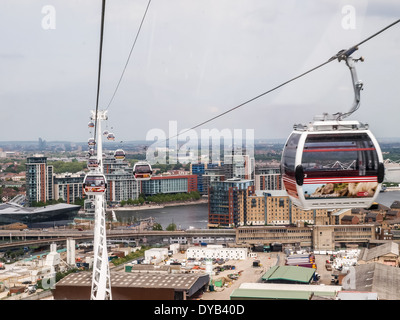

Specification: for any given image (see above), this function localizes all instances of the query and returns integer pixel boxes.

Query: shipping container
[125,265,132,272]
[271,243,283,252]
[285,261,316,268]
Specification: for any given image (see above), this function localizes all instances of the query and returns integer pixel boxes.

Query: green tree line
[119,191,201,207]
[48,160,87,174]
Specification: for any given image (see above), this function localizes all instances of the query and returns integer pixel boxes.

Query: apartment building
[208,178,254,228]
[141,175,197,196]
[25,155,53,205]
[53,172,85,204]
[103,151,139,204]
[238,190,330,227]
[254,166,283,191]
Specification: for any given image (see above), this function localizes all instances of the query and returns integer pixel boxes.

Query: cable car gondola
[107,133,115,141]
[133,161,153,180]
[87,156,99,169]
[281,50,384,210]
[83,173,107,195]
[88,121,95,128]
[114,149,125,160]
[88,138,96,146]
[281,120,384,210]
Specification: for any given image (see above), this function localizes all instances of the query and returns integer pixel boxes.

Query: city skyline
[1,1,400,143]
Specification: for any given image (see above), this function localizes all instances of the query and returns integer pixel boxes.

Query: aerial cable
[93,0,107,145]
[162,18,400,144]
[105,0,152,111]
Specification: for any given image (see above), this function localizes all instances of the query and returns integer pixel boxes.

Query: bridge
[0,228,236,250]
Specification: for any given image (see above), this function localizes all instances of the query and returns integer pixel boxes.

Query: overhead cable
[105,0,152,111]
[93,0,107,144]
[165,18,400,143]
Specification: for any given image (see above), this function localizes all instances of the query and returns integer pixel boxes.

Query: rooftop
[0,202,80,215]
[254,190,289,197]
[230,288,311,300]
[358,242,399,262]
[262,265,315,284]
[351,263,400,300]
[55,271,209,296]
[231,282,341,300]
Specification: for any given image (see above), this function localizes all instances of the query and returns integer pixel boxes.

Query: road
[0,228,236,250]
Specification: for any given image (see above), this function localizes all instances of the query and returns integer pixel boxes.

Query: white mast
[90,109,112,300]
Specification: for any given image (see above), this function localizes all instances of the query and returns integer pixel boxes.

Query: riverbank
[384,186,400,191]
[110,198,208,211]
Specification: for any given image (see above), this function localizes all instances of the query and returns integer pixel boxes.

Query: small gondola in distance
[87,156,99,169]
[133,161,153,181]
[88,138,96,146]
[114,149,125,160]
[83,172,107,195]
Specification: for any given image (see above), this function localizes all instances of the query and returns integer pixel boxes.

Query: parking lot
[314,253,334,285]
[194,251,335,300]
[200,251,284,300]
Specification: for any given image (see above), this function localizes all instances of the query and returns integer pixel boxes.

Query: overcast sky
[1,0,399,144]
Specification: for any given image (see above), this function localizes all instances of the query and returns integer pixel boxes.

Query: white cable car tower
[89,109,112,300]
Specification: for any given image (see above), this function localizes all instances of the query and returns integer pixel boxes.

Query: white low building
[144,248,169,263]
[169,243,180,254]
[186,246,248,260]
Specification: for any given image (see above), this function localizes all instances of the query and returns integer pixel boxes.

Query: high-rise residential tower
[26,154,53,206]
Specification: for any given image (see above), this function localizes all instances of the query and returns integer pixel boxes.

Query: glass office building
[208,178,254,228]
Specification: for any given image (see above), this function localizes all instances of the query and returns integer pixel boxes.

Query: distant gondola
[133,161,153,180]
[114,149,125,160]
[83,173,107,195]
[107,133,115,141]
[87,156,99,169]
[88,138,96,146]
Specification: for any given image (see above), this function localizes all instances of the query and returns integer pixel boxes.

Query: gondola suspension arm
[332,46,365,120]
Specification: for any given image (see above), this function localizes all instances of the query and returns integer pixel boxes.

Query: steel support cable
[161,18,400,144]
[94,0,107,145]
[105,0,152,111]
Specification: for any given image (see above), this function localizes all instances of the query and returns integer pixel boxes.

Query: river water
[113,190,400,231]
[114,203,209,230]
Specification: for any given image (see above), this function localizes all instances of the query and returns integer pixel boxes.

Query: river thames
[114,203,209,230]
[112,190,400,230]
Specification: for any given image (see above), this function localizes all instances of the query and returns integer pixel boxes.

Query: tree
[166,223,177,231]
[152,223,163,231]
[73,198,84,207]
